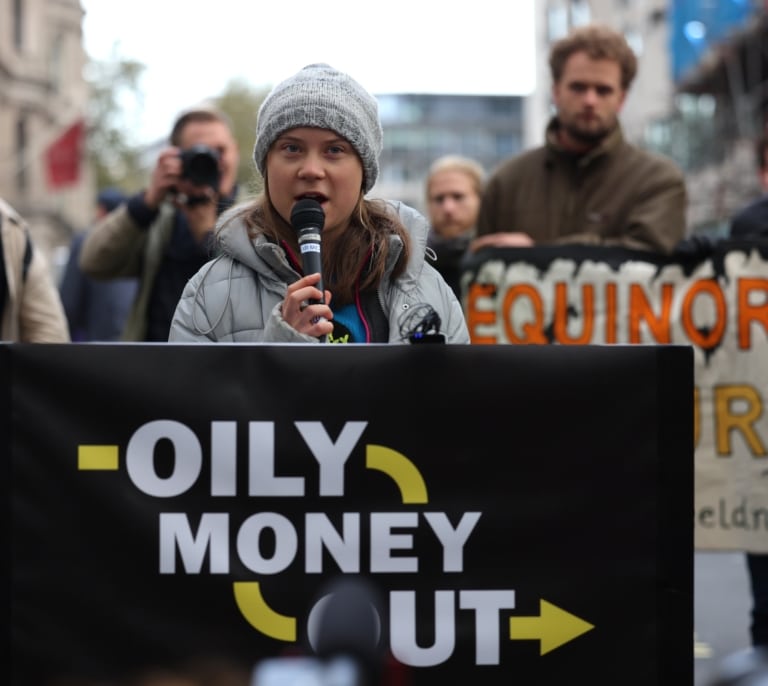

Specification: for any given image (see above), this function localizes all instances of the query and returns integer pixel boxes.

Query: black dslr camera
[179,144,221,191]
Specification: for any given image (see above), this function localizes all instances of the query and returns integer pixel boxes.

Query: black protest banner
[4,343,692,686]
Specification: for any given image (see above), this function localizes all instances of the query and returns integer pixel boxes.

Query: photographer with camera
[79,106,240,341]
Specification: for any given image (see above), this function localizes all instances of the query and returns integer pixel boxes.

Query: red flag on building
[44,119,84,189]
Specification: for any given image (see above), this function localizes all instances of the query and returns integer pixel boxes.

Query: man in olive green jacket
[474,24,687,256]
[79,107,240,341]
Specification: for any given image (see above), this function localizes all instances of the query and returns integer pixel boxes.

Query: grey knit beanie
[253,63,383,193]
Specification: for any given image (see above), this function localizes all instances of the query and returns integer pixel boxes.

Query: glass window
[571,0,591,27]
[16,115,27,192]
[13,0,24,51]
[49,34,64,94]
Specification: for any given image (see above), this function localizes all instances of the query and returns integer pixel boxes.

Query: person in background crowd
[425,155,485,300]
[707,647,768,686]
[0,197,69,342]
[169,63,468,344]
[79,106,240,341]
[472,23,687,255]
[59,188,139,341]
[730,132,768,238]
[728,128,768,648]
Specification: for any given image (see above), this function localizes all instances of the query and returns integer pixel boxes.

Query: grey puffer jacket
[168,200,469,343]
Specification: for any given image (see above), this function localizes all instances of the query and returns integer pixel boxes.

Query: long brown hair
[227,184,412,305]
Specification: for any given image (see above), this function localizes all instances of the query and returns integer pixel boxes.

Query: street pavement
[695,551,754,686]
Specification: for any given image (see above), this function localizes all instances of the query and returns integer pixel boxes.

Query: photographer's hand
[177,187,219,244]
[144,147,183,209]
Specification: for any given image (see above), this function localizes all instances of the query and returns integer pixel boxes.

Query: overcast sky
[80,0,537,145]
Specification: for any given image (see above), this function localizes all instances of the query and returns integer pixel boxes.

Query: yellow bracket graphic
[509,599,594,655]
[233,581,296,641]
[366,444,428,504]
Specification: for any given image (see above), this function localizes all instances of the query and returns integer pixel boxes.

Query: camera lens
[180,145,221,190]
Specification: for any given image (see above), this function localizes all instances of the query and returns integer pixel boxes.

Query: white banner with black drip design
[462,239,768,553]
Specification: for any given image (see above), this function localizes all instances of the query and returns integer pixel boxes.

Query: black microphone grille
[290,198,325,232]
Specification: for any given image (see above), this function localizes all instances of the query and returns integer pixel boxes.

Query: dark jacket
[730,195,768,238]
[477,118,688,254]
[79,191,234,341]
[59,231,139,341]
[426,231,473,301]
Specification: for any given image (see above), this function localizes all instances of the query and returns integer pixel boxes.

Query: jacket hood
[214,199,430,287]
[214,206,297,291]
[384,199,429,288]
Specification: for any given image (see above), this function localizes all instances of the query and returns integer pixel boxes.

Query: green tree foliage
[215,78,271,198]
[85,49,269,201]
[84,47,147,192]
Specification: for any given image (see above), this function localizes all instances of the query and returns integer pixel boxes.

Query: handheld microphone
[291,198,325,305]
[309,576,385,686]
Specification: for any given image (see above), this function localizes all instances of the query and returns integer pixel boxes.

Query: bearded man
[472,24,687,255]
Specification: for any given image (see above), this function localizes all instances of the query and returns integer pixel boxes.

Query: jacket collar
[214,199,430,291]
[544,116,625,168]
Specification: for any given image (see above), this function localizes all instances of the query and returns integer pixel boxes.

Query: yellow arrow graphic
[509,599,594,655]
